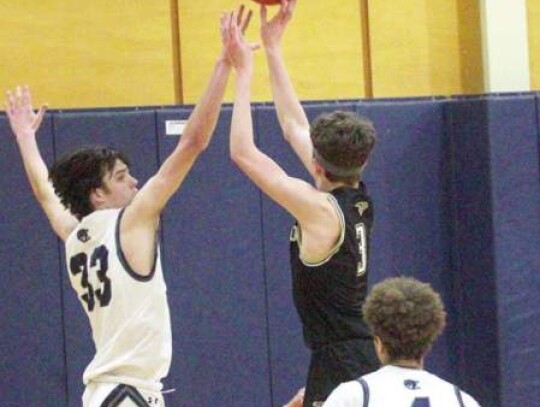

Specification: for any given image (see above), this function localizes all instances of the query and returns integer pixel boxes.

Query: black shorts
[303,338,379,407]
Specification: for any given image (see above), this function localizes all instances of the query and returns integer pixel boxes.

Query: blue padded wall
[255,103,336,405]
[357,100,456,382]
[445,97,500,407]
[485,96,540,407]
[156,107,271,407]
[0,115,67,406]
[3,94,540,407]
[52,109,160,406]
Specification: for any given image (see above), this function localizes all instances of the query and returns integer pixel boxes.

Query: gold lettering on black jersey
[355,223,367,276]
[290,225,298,242]
[355,201,369,216]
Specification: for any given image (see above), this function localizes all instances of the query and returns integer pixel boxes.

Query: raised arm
[126,6,253,228]
[225,9,335,243]
[260,0,315,179]
[5,86,78,241]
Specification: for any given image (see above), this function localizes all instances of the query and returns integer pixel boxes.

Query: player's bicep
[129,140,201,220]
[233,149,319,222]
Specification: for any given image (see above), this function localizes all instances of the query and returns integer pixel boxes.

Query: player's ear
[373,336,385,362]
[90,187,106,208]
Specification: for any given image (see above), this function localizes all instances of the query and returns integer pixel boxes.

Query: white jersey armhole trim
[299,194,346,267]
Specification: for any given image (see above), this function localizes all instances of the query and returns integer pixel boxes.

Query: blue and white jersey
[65,208,172,392]
[323,365,481,407]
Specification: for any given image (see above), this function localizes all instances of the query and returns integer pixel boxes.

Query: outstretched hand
[221,6,260,72]
[5,86,47,141]
[261,0,296,50]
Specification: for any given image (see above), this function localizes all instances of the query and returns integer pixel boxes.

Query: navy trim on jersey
[115,207,158,282]
[454,386,466,407]
[357,378,370,407]
[101,384,149,407]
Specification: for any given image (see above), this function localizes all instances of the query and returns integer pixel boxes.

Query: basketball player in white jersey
[5,7,253,407]
[322,277,482,407]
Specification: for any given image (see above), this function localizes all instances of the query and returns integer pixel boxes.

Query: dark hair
[310,111,376,185]
[49,146,130,220]
[363,277,446,362]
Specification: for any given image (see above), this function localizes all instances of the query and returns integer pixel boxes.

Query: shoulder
[323,381,364,407]
[460,390,482,407]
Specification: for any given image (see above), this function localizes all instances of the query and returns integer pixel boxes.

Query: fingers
[32,105,48,131]
[22,85,31,108]
[260,4,268,24]
[220,12,228,41]
[241,9,253,34]
[15,85,22,102]
[5,89,17,120]
[236,4,245,26]
[282,0,295,21]
[229,11,240,42]
[6,89,15,110]
[222,11,234,44]
[288,0,297,14]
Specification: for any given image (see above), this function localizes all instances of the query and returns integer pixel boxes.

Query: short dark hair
[363,277,446,362]
[310,111,376,185]
[49,146,130,220]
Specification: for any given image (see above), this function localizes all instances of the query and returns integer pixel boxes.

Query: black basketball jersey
[290,183,374,349]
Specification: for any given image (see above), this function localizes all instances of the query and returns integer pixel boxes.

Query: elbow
[183,132,209,155]
[230,143,253,169]
[230,148,244,166]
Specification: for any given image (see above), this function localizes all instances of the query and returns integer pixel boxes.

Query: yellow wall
[528,0,540,90]
[0,1,174,108]
[177,0,366,104]
[2,0,536,108]
[369,0,483,98]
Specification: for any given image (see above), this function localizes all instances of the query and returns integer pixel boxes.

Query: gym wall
[2,0,539,108]
[1,94,539,407]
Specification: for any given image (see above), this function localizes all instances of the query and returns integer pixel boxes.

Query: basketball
[250,0,282,5]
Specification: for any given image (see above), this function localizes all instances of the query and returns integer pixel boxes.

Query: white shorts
[83,382,165,407]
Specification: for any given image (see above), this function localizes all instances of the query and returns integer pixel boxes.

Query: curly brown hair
[49,146,130,220]
[310,111,376,185]
[363,277,446,362]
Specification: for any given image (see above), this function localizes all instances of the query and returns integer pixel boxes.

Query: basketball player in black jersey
[223,1,379,406]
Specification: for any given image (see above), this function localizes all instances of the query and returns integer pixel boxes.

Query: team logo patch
[355,201,369,216]
[404,379,420,390]
[77,228,91,243]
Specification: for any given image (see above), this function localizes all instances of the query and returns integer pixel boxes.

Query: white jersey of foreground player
[323,365,481,407]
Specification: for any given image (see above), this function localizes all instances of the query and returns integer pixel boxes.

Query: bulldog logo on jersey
[77,228,91,243]
[355,201,369,216]
[404,379,421,390]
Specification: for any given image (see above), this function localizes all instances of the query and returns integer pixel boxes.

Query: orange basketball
[250,0,282,5]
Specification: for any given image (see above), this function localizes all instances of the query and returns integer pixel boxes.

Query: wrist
[15,131,36,144]
[236,66,253,78]
[216,55,232,70]
[264,44,282,57]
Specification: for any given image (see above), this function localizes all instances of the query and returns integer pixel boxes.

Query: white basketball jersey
[65,208,172,392]
[323,366,481,407]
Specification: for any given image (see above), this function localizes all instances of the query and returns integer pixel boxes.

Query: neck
[317,179,358,192]
[388,359,423,370]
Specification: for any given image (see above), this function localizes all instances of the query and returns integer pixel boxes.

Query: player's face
[100,159,139,208]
